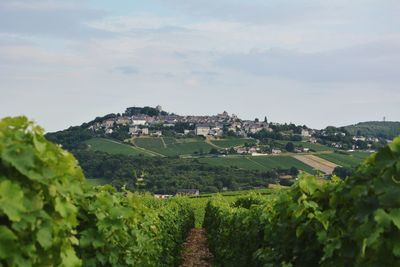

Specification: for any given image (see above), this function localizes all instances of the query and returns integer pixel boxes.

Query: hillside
[44,106,383,193]
[344,121,400,139]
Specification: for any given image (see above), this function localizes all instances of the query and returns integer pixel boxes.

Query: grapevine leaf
[37,227,52,249]
[0,180,26,221]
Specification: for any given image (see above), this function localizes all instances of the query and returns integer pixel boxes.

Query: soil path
[293,154,338,174]
[180,228,213,267]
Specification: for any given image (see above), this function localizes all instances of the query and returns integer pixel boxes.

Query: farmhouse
[195,125,210,136]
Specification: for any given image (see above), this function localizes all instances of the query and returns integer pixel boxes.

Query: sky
[0,0,399,132]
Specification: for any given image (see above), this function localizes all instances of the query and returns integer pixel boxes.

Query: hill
[344,121,400,139]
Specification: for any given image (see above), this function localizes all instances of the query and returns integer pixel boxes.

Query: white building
[129,126,139,135]
[141,128,149,135]
[102,119,115,129]
[132,119,146,126]
[301,129,312,137]
[195,125,210,136]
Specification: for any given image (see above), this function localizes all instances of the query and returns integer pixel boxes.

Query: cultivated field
[198,155,316,173]
[85,138,154,156]
[211,138,257,148]
[293,154,338,174]
[316,152,370,168]
[133,137,220,156]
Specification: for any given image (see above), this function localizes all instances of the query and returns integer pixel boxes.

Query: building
[129,126,139,135]
[141,128,149,135]
[272,149,282,154]
[301,129,312,137]
[102,119,115,129]
[116,117,130,125]
[152,131,162,137]
[132,118,147,125]
[195,125,210,136]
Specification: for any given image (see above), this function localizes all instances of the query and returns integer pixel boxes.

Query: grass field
[211,138,257,148]
[85,138,153,156]
[198,155,317,173]
[316,152,371,168]
[133,137,215,156]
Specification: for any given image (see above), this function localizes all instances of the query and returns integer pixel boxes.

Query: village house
[116,116,130,125]
[131,116,147,125]
[152,130,162,137]
[141,128,149,135]
[102,119,115,129]
[272,149,282,154]
[129,126,139,135]
[301,129,312,137]
[195,125,210,136]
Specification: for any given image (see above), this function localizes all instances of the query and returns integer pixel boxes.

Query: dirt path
[293,154,338,174]
[205,137,221,149]
[129,138,166,157]
[160,137,167,148]
[180,228,213,267]
[246,156,266,169]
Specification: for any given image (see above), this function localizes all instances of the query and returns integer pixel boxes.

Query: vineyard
[203,136,400,266]
[0,117,194,267]
[1,116,400,267]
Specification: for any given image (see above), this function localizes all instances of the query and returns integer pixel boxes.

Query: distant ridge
[344,121,400,139]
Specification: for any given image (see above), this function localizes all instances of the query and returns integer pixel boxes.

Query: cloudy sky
[0,0,399,131]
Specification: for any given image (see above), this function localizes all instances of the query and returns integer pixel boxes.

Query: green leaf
[299,176,319,195]
[0,226,17,259]
[37,227,52,249]
[389,209,400,229]
[0,180,26,221]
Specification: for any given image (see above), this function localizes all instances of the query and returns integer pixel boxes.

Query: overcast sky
[1,0,399,132]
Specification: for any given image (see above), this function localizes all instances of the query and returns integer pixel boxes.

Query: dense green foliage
[0,117,194,266]
[345,121,400,140]
[198,156,316,174]
[124,106,167,117]
[204,136,400,266]
[73,150,282,193]
[0,117,85,266]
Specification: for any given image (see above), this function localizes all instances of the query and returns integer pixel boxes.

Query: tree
[285,142,295,152]
[255,118,259,123]
[289,167,299,176]
[209,148,219,155]
[264,116,268,123]
[333,166,353,180]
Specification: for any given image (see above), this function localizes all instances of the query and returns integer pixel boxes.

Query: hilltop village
[86,105,388,154]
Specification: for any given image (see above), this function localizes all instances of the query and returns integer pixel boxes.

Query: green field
[85,138,153,156]
[134,137,215,156]
[316,152,371,168]
[198,155,316,173]
[211,138,257,148]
